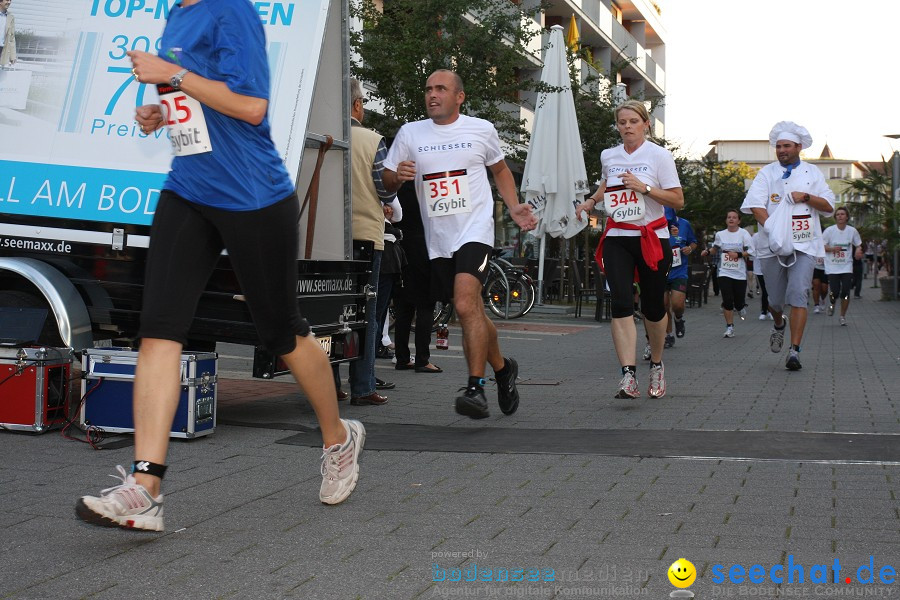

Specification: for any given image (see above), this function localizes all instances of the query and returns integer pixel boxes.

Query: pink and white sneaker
[648,363,666,398]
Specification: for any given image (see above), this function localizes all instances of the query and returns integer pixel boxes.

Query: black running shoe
[674,318,685,338]
[455,386,490,419]
[495,357,520,415]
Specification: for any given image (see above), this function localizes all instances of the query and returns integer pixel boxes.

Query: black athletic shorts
[813,268,827,282]
[138,190,310,355]
[430,242,492,302]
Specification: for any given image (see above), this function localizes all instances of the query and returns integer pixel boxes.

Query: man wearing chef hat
[740,121,835,371]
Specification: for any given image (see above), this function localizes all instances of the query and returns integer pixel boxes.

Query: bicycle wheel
[432,301,453,331]
[486,273,532,319]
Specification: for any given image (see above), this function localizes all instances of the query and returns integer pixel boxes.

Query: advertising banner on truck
[0,0,329,227]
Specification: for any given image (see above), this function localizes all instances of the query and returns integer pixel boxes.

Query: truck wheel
[0,289,66,346]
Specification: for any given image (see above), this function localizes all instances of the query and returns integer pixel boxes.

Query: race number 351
[423,169,472,217]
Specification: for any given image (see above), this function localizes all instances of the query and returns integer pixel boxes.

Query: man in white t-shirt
[822,206,862,325]
[740,121,835,371]
[382,69,537,419]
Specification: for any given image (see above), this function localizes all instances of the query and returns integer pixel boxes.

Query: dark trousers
[852,259,863,297]
[393,292,435,367]
[757,274,769,314]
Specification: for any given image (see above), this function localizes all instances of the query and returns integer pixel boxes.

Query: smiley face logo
[668,558,696,588]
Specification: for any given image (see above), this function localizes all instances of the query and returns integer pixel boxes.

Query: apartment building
[541,0,668,137]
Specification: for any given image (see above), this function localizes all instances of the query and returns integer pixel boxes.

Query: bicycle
[388,253,535,333]
[483,255,536,319]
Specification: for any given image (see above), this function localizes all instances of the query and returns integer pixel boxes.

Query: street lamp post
[887,135,900,299]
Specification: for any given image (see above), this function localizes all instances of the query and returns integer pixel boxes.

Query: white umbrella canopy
[520,24,589,301]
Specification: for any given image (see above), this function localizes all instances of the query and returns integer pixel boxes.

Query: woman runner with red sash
[576,100,683,399]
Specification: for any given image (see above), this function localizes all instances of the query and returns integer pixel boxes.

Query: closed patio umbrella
[521,24,589,303]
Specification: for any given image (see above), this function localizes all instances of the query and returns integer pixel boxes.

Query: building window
[829,167,843,179]
[611,2,623,23]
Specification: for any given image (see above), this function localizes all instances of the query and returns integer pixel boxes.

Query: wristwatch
[170,68,190,90]
[645,184,652,195]
[803,193,810,203]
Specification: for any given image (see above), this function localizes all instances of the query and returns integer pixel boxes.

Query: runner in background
[663,206,697,347]
[749,231,772,320]
[701,209,752,338]
[811,257,828,314]
[822,206,862,325]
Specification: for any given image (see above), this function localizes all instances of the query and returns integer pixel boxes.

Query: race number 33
[157,83,213,156]
[603,184,645,223]
[424,169,472,217]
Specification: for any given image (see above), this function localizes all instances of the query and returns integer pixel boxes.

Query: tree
[350,0,546,160]
[678,156,756,243]
[841,159,900,258]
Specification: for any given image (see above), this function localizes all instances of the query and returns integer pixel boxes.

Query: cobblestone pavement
[2,282,898,599]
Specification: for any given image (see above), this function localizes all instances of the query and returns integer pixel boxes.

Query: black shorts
[138,190,310,355]
[430,242,492,302]
[667,278,688,293]
[813,268,826,282]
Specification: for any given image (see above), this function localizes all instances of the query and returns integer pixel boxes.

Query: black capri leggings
[718,276,747,311]
[828,273,853,301]
[139,190,310,355]
[603,235,672,321]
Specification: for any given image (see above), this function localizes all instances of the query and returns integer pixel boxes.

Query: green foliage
[841,158,900,252]
[350,0,545,160]
[677,156,756,243]
[567,50,619,187]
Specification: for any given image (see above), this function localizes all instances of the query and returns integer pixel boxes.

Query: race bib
[671,247,682,267]
[157,84,213,156]
[424,170,472,217]
[603,184,646,223]
[791,214,814,244]
[720,251,743,273]
[831,245,850,266]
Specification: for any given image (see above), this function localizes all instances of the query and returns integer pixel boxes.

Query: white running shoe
[75,465,164,531]
[724,325,735,338]
[758,313,767,321]
[320,419,365,505]
[813,305,821,314]
[615,371,640,399]
[770,320,786,353]
[648,363,666,398]
[840,316,847,326]
[739,307,747,320]
[642,343,652,361]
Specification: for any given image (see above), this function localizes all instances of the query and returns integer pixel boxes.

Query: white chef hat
[769,121,812,149]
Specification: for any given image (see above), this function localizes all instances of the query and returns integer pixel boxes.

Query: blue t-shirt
[667,217,697,281]
[160,0,294,210]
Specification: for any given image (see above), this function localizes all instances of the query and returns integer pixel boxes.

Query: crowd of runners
[69,0,876,530]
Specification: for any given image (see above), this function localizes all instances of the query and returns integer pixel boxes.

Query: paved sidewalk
[2,282,899,599]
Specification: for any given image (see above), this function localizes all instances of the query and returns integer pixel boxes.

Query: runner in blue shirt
[75,0,364,532]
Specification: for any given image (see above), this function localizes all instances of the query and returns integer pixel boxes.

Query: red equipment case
[0,346,73,432]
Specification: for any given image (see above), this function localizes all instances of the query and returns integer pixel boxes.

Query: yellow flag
[566,14,579,52]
